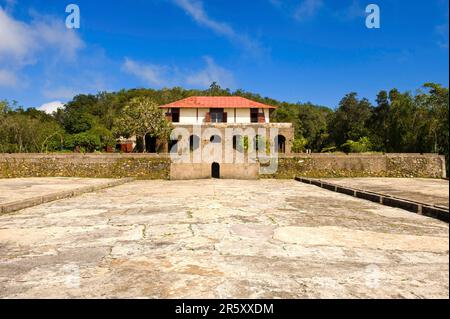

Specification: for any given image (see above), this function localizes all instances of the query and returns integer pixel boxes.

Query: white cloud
[0,69,18,87]
[172,0,263,54]
[186,57,235,88]
[122,56,235,89]
[37,101,65,114]
[122,58,169,87]
[0,7,84,68]
[294,0,323,21]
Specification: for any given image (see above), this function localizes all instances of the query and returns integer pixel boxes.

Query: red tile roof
[160,96,277,109]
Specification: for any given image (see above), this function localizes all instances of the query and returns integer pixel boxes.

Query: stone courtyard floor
[0,179,448,299]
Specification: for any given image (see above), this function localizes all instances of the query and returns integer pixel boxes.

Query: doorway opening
[212,162,220,179]
[145,135,157,153]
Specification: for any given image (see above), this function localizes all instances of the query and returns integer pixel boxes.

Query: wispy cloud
[1,0,16,13]
[122,58,169,87]
[334,0,365,22]
[270,0,366,23]
[172,0,264,55]
[0,69,18,87]
[0,7,84,67]
[436,23,449,49]
[294,0,324,21]
[0,7,84,89]
[122,56,235,89]
[42,87,78,100]
[185,56,235,88]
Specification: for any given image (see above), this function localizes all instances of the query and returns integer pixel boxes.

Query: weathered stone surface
[0,154,170,179]
[0,178,134,215]
[320,178,449,208]
[265,154,446,179]
[0,153,445,180]
[0,180,448,299]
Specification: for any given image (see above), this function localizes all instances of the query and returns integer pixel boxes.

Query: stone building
[119,96,294,179]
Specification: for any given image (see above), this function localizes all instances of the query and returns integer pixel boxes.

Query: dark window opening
[210,108,224,123]
[233,135,243,152]
[250,108,259,123]
[275,135,286,154]
[169,135,182,153]
[171,108,180,123]
[254,135,264,152]
[190,135,200,151]
[210,135,222,143]
[145,135,157,153]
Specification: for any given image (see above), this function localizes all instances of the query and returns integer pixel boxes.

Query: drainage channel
[295,177,449,223]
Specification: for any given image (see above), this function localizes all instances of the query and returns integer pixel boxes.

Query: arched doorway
[145,135,157,153]
[275,135,286,153]
[212,162,220,179]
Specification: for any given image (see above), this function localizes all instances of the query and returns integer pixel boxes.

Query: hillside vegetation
[1,83,448,163]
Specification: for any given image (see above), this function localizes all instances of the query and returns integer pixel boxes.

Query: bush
[292,137,308,153]
[341,137,372,153]
[65,132,102,152]
[321,146,337,153]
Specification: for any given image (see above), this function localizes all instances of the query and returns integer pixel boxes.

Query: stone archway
[145,135,157,153]
[275,135,286,154]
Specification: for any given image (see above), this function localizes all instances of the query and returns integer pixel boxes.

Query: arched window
[254,135,265,152]
[190,135,200,151]
[169,135,182,153]
[233,135,241,150]
[210,135,222,143]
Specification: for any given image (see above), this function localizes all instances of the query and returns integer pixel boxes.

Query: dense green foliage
[0,82,448,163]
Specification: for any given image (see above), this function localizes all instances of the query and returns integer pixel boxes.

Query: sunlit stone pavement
[0,179,448,298]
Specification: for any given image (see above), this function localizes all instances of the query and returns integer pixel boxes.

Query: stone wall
[0,153,446,180]
[264,154,446,179]
[170,163,260,180]
[0,154,170,179]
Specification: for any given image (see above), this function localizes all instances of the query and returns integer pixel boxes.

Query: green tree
[328,93,372,149]
[370,91,390,151]
[297,104,331,151]
[113,97,171,152]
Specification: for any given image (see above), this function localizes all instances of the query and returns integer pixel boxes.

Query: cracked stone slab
[0,179,448,299]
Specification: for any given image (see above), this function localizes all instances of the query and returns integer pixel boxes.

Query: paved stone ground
[320,178,449,208]
[0,180,448,299]
[0,178,116,206]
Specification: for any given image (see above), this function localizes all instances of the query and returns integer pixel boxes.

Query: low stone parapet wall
[0,153,446,180]
[266,153,446,179]
[0,154,170,179]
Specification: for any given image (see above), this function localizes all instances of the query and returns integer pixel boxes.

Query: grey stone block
[422,206,449,223]
[356,191,382,203]
[382,197,420,213]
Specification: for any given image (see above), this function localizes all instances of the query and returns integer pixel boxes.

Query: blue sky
[0,0,448,112]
